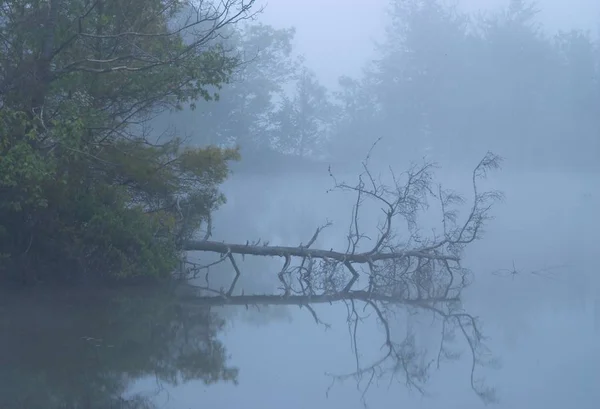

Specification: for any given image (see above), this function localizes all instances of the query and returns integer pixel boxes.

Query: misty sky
[259,0,600,86]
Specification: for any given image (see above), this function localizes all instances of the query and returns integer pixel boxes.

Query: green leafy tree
[0,0,256,284]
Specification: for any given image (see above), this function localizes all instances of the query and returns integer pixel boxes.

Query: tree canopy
[0,0,251,284]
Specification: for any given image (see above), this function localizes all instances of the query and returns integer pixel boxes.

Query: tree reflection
[0,284,237,409]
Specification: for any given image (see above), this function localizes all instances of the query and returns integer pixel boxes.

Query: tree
[0,0,257,283]
[180,144,504,405]
[327,74,382,166]
[170,22,300,151]
[467,0,599,170]
[369,0,472,164]
[472,1,555,164]
[330,0,600,172]
[551,28,600,170]
[270,67,336,158]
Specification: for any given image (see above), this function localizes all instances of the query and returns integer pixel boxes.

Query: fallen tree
[179,147,504,405]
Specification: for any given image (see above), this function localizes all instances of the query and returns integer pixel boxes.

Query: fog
[2,0,599,408]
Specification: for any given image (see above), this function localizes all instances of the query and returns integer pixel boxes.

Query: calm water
[1,168,598,409]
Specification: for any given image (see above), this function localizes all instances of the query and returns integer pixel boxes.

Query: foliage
[0,0,251,283]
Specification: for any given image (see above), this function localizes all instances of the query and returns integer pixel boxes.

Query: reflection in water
[0,285,237,409]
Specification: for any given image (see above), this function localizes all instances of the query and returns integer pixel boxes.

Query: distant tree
[551,29,600,169]
[176,23,301,151]
[331,0,599,171]
[327,74,382,165]
[270,67,336,157]
[472,1,554,163]
[473,0,600,170]
[369,0,472,164]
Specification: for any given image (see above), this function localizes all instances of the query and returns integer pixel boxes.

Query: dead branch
[179,149,503,405]
[183,240,459,262]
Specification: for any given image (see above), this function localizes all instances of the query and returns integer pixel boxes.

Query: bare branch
[179,150,503,405]
[183,240,459,263]
[301,220,332,249]
[226,252,241,296]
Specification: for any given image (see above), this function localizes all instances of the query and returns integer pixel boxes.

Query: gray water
[1,166,598,408]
